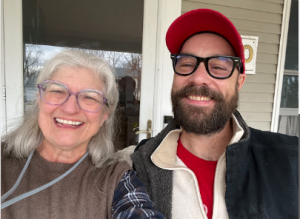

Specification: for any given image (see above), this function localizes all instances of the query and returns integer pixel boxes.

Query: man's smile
[187,96,211,101]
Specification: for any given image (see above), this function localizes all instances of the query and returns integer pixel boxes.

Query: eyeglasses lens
[174,55,197,75]
[78,91,103,112]
[41,82,69,105]
[208,57,234,78]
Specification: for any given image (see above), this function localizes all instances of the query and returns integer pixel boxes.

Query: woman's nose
[60,95,81,114]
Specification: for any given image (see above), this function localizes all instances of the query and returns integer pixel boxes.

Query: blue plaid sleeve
[112,170,165,219]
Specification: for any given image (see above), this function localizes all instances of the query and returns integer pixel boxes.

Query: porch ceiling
[23,0,144,53]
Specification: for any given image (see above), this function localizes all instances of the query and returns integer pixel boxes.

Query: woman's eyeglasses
[37,80,108,112]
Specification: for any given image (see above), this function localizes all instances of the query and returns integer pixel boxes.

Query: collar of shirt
[151,114,245,169]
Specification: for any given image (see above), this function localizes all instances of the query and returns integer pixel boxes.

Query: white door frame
[271,0,292,132]
[1,0,3,138]
[139,0,181,140]
[2,0,23,133]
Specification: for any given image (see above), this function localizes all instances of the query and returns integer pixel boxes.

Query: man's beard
[171,84,239,135]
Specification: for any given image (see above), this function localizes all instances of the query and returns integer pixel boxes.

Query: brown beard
[171,84,239,135]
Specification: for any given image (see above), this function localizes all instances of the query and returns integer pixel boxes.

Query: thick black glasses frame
[170,54,242,79]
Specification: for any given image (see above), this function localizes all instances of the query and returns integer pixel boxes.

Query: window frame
[279,70,298,116]
[271,0,296,132]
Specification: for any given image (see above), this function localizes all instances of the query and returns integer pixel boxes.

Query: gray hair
[2,50,119,168]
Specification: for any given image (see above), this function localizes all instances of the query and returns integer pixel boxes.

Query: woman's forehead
[50,66,104,91]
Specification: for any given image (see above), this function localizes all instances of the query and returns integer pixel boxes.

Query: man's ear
[237,74,246,91]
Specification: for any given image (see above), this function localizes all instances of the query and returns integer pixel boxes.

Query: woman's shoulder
[105,160,131,175]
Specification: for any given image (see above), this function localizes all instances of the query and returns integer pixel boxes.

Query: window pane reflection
[24,44,62,108]
[23,44,142,149]
[24,45,142,106]
[278,115,299,137]
[284,0,298,71]
[280,75,298,108]
[23,0,144,149]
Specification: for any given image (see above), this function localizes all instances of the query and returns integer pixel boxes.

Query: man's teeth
[188,96,211,101]
[55,118,83,126]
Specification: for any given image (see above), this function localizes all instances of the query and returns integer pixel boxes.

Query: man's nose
[187,62,211,86]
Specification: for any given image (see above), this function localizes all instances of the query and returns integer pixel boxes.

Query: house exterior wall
[1,0,293,136]
[182,0,285,131]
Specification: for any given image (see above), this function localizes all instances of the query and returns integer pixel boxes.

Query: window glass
[278,115,298,137]
[23,0,144,149]
[280,75,298,108]
[278,0,298,137]
[284,0,298,70]
[24,44,62,108]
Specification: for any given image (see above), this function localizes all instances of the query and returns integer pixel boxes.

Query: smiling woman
[1,50,165,219]
[36,66,110,163]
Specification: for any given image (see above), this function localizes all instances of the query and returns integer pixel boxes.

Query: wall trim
[3,0,24,133]
[138,0,159,141]
[151,0,181,136]
[271,0,292,132]
[1,0,3,137]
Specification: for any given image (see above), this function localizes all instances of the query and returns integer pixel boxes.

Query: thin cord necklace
[1,150,89,209]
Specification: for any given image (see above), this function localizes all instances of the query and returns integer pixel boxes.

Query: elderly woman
[1,50,164,219]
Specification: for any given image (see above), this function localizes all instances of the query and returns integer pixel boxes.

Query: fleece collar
[151,114,245,168]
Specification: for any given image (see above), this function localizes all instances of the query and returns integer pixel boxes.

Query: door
[2,0,181,147]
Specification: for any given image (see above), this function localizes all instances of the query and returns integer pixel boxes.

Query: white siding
[182,0,284,131]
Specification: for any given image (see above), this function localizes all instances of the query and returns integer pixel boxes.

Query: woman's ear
[99,111,109,127]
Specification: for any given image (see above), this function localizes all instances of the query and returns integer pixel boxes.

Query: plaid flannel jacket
[112,170,165,219]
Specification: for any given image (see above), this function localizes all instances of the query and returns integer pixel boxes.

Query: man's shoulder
[249,127,298,151]
[131,137,157,164]
[134,138,153,152]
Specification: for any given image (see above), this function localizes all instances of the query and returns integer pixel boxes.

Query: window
[278,0,298,137]
[22,0,144,148]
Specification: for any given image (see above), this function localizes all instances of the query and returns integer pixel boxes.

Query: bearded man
[130,9,298,219]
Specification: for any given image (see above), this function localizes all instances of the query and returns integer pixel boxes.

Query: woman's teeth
[55,118,83,126]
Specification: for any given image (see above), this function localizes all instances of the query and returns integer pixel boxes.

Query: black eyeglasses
[170,54,242,79]
[37,80,108,112]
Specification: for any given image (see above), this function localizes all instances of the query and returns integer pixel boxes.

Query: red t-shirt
[177,138,217,219]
